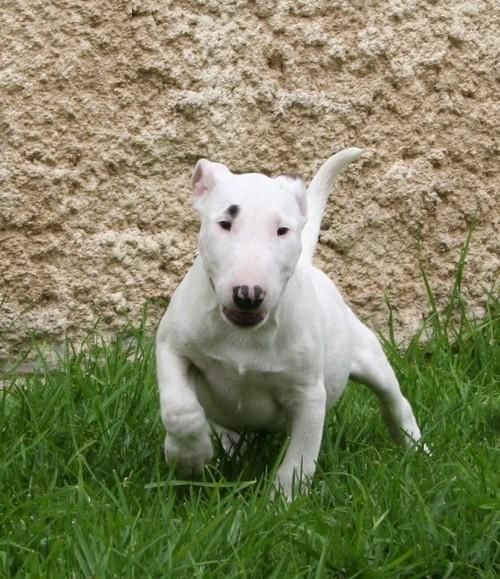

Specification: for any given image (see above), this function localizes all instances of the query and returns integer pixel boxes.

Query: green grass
[1,285,499,577]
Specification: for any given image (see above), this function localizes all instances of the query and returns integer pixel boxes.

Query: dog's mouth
[222,307,266,327]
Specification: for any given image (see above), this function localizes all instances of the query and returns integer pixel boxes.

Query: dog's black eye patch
[277,227,289,236]
[227,204,240,218]
[219,220,232,231]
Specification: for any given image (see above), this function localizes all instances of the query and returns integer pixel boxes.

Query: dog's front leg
[275,385,327,500]
[156,343,213,477]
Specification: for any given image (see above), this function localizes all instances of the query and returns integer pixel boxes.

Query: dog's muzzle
[222,307,266,327]
[222,285,267,327]
[232,285,265,310]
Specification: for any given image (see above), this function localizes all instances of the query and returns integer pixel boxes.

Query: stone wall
[1,0,499,367]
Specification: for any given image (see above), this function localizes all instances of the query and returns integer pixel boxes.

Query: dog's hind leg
[211,423,248,457]
[349,319,424,447]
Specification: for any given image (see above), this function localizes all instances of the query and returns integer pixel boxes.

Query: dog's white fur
[156,148,424,499]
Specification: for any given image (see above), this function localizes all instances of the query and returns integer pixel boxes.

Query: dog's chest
[187,345,290,431]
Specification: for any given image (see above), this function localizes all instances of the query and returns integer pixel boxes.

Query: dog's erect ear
[192,159,231,208]
[274,174,307,217]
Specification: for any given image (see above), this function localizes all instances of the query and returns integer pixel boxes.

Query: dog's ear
[192,159,231,209]
[274,174,307,217]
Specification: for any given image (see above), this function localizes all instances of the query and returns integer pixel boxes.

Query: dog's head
[192,159,307,328]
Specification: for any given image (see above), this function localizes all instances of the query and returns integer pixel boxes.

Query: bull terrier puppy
[156,148,424,499]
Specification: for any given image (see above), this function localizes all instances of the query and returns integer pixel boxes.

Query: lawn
[1,275,499,577]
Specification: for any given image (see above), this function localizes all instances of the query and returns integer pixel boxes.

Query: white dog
[156,148,424,499]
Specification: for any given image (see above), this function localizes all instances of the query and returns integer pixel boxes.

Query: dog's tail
[300,147,363,264]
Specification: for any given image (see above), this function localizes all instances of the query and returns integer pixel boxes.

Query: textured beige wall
[1,0,499,367]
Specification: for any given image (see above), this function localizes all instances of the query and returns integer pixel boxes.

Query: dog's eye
[277,227,289,237]
[218,220,232,231]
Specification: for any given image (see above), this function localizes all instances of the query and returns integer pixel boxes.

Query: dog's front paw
[164,431,214,477]
[272,471,296,502]
[272,467,312,502]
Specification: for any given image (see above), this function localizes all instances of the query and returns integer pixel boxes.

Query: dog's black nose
[232,285,265,310]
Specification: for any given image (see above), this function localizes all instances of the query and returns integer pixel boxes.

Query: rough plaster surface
[1,0,499,368]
